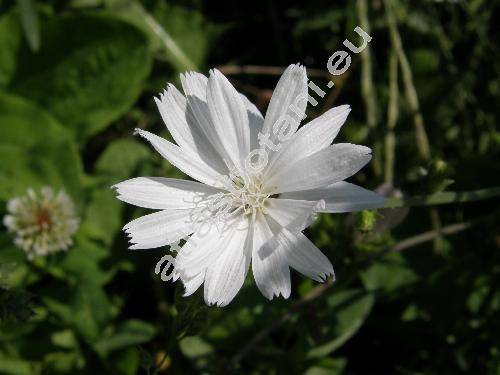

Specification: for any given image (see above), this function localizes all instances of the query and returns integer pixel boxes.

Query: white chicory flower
[3,187,79,260]
[114,64,385,306]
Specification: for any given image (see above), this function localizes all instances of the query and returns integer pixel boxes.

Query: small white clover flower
[114,64,386,306]
[3,187,79,260]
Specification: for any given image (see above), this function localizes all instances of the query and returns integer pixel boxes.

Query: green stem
[140,7,197,71]
[384,48,399,184]
[385,187,500,208]
[357,0,378,130]
[384,0,430,160]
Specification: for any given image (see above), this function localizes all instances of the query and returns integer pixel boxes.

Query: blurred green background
[0,0,499,373]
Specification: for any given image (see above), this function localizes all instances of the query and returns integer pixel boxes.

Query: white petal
[155,84,227,174]
[207,69,251,169]
[264,143,372,194]
[175,221,233,279]
[124,209,195,250]
[280,181,386,213]
[181,271,205,297]
[181,72,234,168]
[134,129,224,188]
[203,217,252,306]
[240,93,264,151]
[261,64,308,146]
[113,177,221,209]
[251,213,291,300]
[154,85,193,153]
[265,105,351,177]
[273,229,334,282]
[265,198,321,233]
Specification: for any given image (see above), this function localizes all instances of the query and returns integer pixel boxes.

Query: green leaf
[94,320,156,353]
[361,252,419,294]
[0,245,29,288]
[57,240,111,286]
[179,336,214,359]
[51,330,78,349]
[82,189,123,246]
[81,138,150,244]
[304,358,347,375]
[0,356,34,375]
[307,289,374,358]
[107,347,141,375]
[43,351,84,373]
[0,11,22,88]
[95,138,150,182]
[0,93,83,201]
[105,0,203,71]
[40,279,114,341]
[16,0,40,51]
[5,12,152,142]
[152,3,219,69]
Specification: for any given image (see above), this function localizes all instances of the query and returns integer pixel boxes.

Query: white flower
[3,187,79,260]
[114,64,385,306]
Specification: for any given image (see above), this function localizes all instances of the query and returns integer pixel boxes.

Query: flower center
[202,173,270,225]
[35,209,52,231]
[226,174,270,215]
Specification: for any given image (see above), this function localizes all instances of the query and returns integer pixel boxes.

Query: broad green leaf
[93,319,156,353]
[179,336,214,359]
[304,358,347,375]
[105,0,201,71]
[40,279,114,341]
[56,240,111,286]
[361,252,419,294]
[5,12,152,142]
[178,335,214,372]
[0,356,33,375]
[105,0,219,71]
[307,289,374,358]
[0,144,45,201]
[81,138,150,244]
[152,3,219,69]
[81,189,123,246]
[43,351,84,373]
[51,330,78,349]
[0,245,29,288]
[0,11,22,88]
[0,93,82,201]
[206,306,257,340]
[95,138,150,182]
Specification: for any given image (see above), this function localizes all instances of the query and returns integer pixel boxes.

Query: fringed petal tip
[318,271,336,283]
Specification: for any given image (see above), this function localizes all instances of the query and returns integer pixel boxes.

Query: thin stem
[384,0,430,160]
[384,187,500,208]
[389,221,472,253]
[137,3,197,71]
[384,49,399,183]
[357,0,378,130]
[384,0,441,250]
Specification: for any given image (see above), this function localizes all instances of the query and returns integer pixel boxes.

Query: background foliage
[0,0,499,373]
